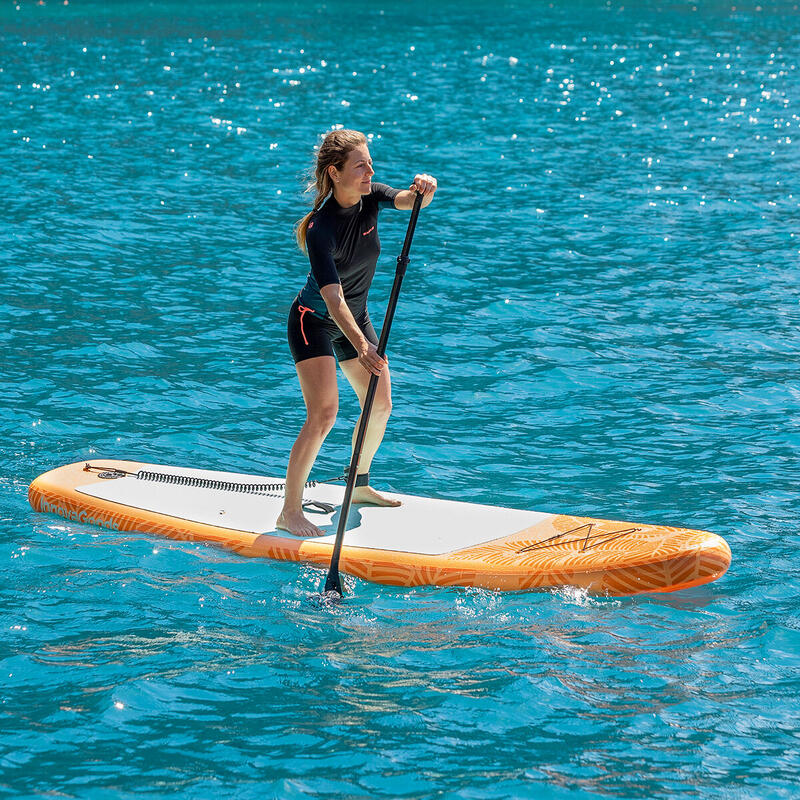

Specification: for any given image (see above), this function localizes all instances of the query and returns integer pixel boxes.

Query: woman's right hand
[359,340,386,376]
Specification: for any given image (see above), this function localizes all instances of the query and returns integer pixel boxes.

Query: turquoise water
[3,0,799,796]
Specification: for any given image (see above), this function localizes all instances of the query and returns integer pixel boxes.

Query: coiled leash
[82,463,345,515]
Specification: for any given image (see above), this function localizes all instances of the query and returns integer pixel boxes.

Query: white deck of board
[76,463,551,556]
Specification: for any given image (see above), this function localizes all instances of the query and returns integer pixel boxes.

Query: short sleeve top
[297,182,400,318]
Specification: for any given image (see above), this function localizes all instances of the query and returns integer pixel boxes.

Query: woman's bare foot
[351,485,402,507]
[276,509,326,537]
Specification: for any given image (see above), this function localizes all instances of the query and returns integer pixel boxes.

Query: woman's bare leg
[277,356,339,536]
[339,358,401,507]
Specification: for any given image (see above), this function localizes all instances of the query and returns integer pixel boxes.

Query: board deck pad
[75,463,551,556]
[29,460,732,596]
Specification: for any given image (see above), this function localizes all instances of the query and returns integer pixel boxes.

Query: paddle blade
[323,570,343,597]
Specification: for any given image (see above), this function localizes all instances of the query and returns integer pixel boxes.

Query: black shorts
[287,297,378,364]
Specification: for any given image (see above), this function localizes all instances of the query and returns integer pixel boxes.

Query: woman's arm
[394,173,438,210]
[320,283,386,376]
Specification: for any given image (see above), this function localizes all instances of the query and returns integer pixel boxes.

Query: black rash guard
[297,182,400,318]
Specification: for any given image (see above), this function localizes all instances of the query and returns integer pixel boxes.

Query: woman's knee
[305,404,338,436]
[371,393,392,420]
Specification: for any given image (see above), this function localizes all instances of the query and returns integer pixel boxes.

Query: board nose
[699,532,732,578]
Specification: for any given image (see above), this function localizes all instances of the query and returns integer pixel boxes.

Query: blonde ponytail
[295,129,368,252]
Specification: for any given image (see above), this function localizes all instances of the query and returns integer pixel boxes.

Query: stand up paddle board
[28,460,731,596]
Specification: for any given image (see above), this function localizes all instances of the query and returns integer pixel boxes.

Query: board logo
[38,497,120,531]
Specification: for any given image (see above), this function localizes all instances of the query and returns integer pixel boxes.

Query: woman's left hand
[410,173,437,196]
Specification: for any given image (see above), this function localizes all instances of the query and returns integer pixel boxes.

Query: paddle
[322,190,425,598]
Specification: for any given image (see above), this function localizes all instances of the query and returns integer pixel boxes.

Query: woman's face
[330,144,374,198]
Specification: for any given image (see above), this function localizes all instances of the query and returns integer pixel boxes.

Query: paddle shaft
[324,192,424,595]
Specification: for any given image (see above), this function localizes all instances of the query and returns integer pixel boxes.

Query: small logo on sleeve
[363,226,375,236]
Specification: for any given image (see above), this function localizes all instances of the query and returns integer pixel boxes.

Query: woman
[277,129,437,537]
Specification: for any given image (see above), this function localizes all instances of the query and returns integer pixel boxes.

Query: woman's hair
[295,129,368,252]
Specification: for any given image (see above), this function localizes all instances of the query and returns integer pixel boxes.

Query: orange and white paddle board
[28,460,731,596]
